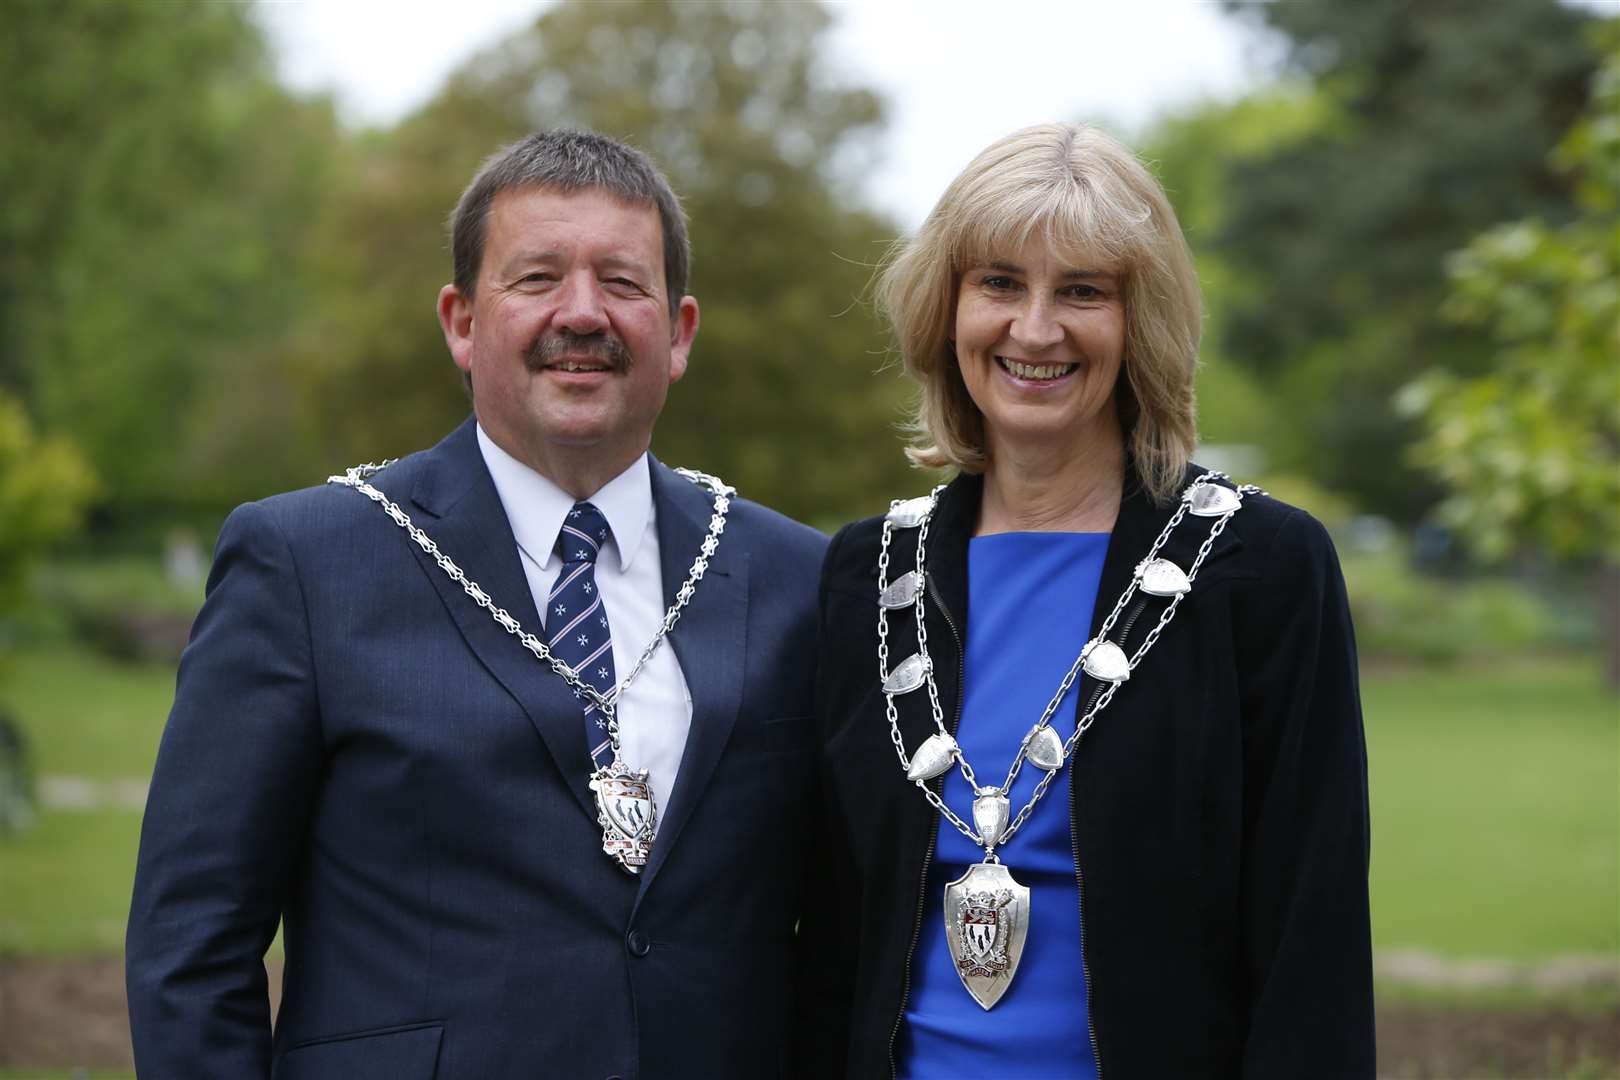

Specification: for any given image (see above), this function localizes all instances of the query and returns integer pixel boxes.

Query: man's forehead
[486,186,661,257]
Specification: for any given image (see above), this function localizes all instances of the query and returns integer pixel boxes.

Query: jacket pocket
[275,1021,443,1080]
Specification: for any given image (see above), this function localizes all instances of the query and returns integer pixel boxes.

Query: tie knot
[558,502,610,565]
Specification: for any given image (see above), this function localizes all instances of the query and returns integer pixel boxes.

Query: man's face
[438,187,698,484]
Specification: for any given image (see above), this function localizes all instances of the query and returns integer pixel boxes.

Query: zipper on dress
[886,580,966,1079]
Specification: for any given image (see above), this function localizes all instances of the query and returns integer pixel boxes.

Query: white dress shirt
[476,424,693,823]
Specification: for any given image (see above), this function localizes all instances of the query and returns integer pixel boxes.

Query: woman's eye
[983,275,1016,291]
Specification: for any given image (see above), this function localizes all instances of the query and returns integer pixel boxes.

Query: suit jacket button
[627,929,651,956]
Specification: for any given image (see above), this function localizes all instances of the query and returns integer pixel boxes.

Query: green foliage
[38,558,204,664]
[0,0,341,517]
[0,396,95,613]
[1142,90,1332,460]
[1212,0,1602,521]
[1403,28,1620,562]
[1343,549,1565,663]
[297,0,917,523]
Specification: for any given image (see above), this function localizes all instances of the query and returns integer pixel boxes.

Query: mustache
[524,329,633,373]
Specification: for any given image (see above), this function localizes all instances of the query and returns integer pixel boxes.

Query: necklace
[876,471,1259,1009]
[328,459,733,875]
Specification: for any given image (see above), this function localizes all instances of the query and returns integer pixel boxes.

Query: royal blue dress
[896,531,1110,1079]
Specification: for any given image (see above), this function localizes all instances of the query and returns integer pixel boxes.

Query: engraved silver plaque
[588,760,657,874]
[906,732,959,782]
[883,653,930,695]
[1186,482,1241,517]
[1024,724,1064,772]
[944,861,1030,1010]
[1137,557,1191,597]
[1081,639,1131,683]
[972,790,1010,848]
[886,496,934,528]
[879,570,925,610]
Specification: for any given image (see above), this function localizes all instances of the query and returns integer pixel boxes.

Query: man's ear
[667,295,699,383]
[438,284,475,375]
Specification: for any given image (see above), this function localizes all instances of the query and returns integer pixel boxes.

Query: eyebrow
[496,250,656,279]
[984,260,1115,280]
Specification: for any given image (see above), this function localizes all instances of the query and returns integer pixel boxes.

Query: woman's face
[953,235,1125,458]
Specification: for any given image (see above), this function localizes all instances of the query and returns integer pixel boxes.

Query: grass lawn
[1364,655,1619,959]
[0,643,1615,962]
[1,645,175,781]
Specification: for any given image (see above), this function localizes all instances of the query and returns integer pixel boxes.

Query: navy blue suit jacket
[126,419,828,1079]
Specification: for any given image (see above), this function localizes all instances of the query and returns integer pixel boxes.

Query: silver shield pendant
[588,759,658,874]
[943,861,1031,1010]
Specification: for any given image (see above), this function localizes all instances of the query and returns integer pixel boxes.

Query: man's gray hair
[450,131,691,316]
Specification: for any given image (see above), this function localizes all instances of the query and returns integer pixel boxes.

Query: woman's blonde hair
[877,122,1201,503]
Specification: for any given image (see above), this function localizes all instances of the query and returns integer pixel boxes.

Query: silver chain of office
[876,472,1262,858]
[327,460,733,758]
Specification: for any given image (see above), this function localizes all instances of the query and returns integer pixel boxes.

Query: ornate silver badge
[943,861,1030,1010]
[588,760,658,873]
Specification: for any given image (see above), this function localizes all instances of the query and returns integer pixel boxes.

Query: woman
[798,124,1373,1077]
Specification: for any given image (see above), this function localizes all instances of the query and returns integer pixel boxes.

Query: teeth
[553,362,607,373]
[999,358,1076,380]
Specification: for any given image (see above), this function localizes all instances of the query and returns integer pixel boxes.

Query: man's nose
[553,273,610,335]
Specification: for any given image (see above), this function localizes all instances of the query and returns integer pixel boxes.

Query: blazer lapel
[636,459,747,896]
[403,419,599,824]
[1078,465,1245,706]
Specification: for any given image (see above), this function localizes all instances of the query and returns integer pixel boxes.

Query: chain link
[876,473,1263,855]
[328,459,733,758]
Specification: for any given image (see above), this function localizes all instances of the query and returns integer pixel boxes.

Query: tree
[1140,88,1333,464]
[1213,0,1602,520]
[297,0,918,525]
[0,0,340,521]
[1401,25,1620,685]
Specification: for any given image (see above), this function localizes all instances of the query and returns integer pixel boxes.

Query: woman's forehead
[960,231,1120,274]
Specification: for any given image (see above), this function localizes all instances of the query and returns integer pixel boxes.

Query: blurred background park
[0,0,1616,1075]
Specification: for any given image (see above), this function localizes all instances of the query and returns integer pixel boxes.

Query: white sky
[257,1,1278,228]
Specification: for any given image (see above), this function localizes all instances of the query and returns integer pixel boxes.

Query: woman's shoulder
[821,507,900,599]
[1173,464,1345,597]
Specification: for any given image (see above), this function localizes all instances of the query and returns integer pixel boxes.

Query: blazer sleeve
[1233,509,1376,1078]
[125,500,325,1079]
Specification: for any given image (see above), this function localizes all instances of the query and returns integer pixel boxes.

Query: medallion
[943,861,1031,1010]
[588,759,658,873]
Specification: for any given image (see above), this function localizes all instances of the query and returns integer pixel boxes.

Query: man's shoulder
[724,494,827,562]
[221,443,440,551]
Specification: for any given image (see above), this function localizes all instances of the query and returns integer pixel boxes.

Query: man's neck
[478,420,646,501]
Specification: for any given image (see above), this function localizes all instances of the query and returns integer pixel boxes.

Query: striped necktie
[545,502,617,767]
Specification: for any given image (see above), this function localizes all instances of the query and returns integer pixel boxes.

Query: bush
[1342,548,1566,663]
[39,557,204,664]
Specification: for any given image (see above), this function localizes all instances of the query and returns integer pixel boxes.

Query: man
[126,131,827,1079]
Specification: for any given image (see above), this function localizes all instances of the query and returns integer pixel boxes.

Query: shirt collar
[475,423,653,573]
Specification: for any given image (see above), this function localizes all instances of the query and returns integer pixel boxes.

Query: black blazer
[798,468,1374,1078]
[126,418,828,1080]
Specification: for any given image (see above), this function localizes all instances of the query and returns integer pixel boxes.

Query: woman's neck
[976,423,1125,536]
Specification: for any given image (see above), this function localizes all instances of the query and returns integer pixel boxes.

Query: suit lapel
[403,420,600,824]
[636,459,748,896]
